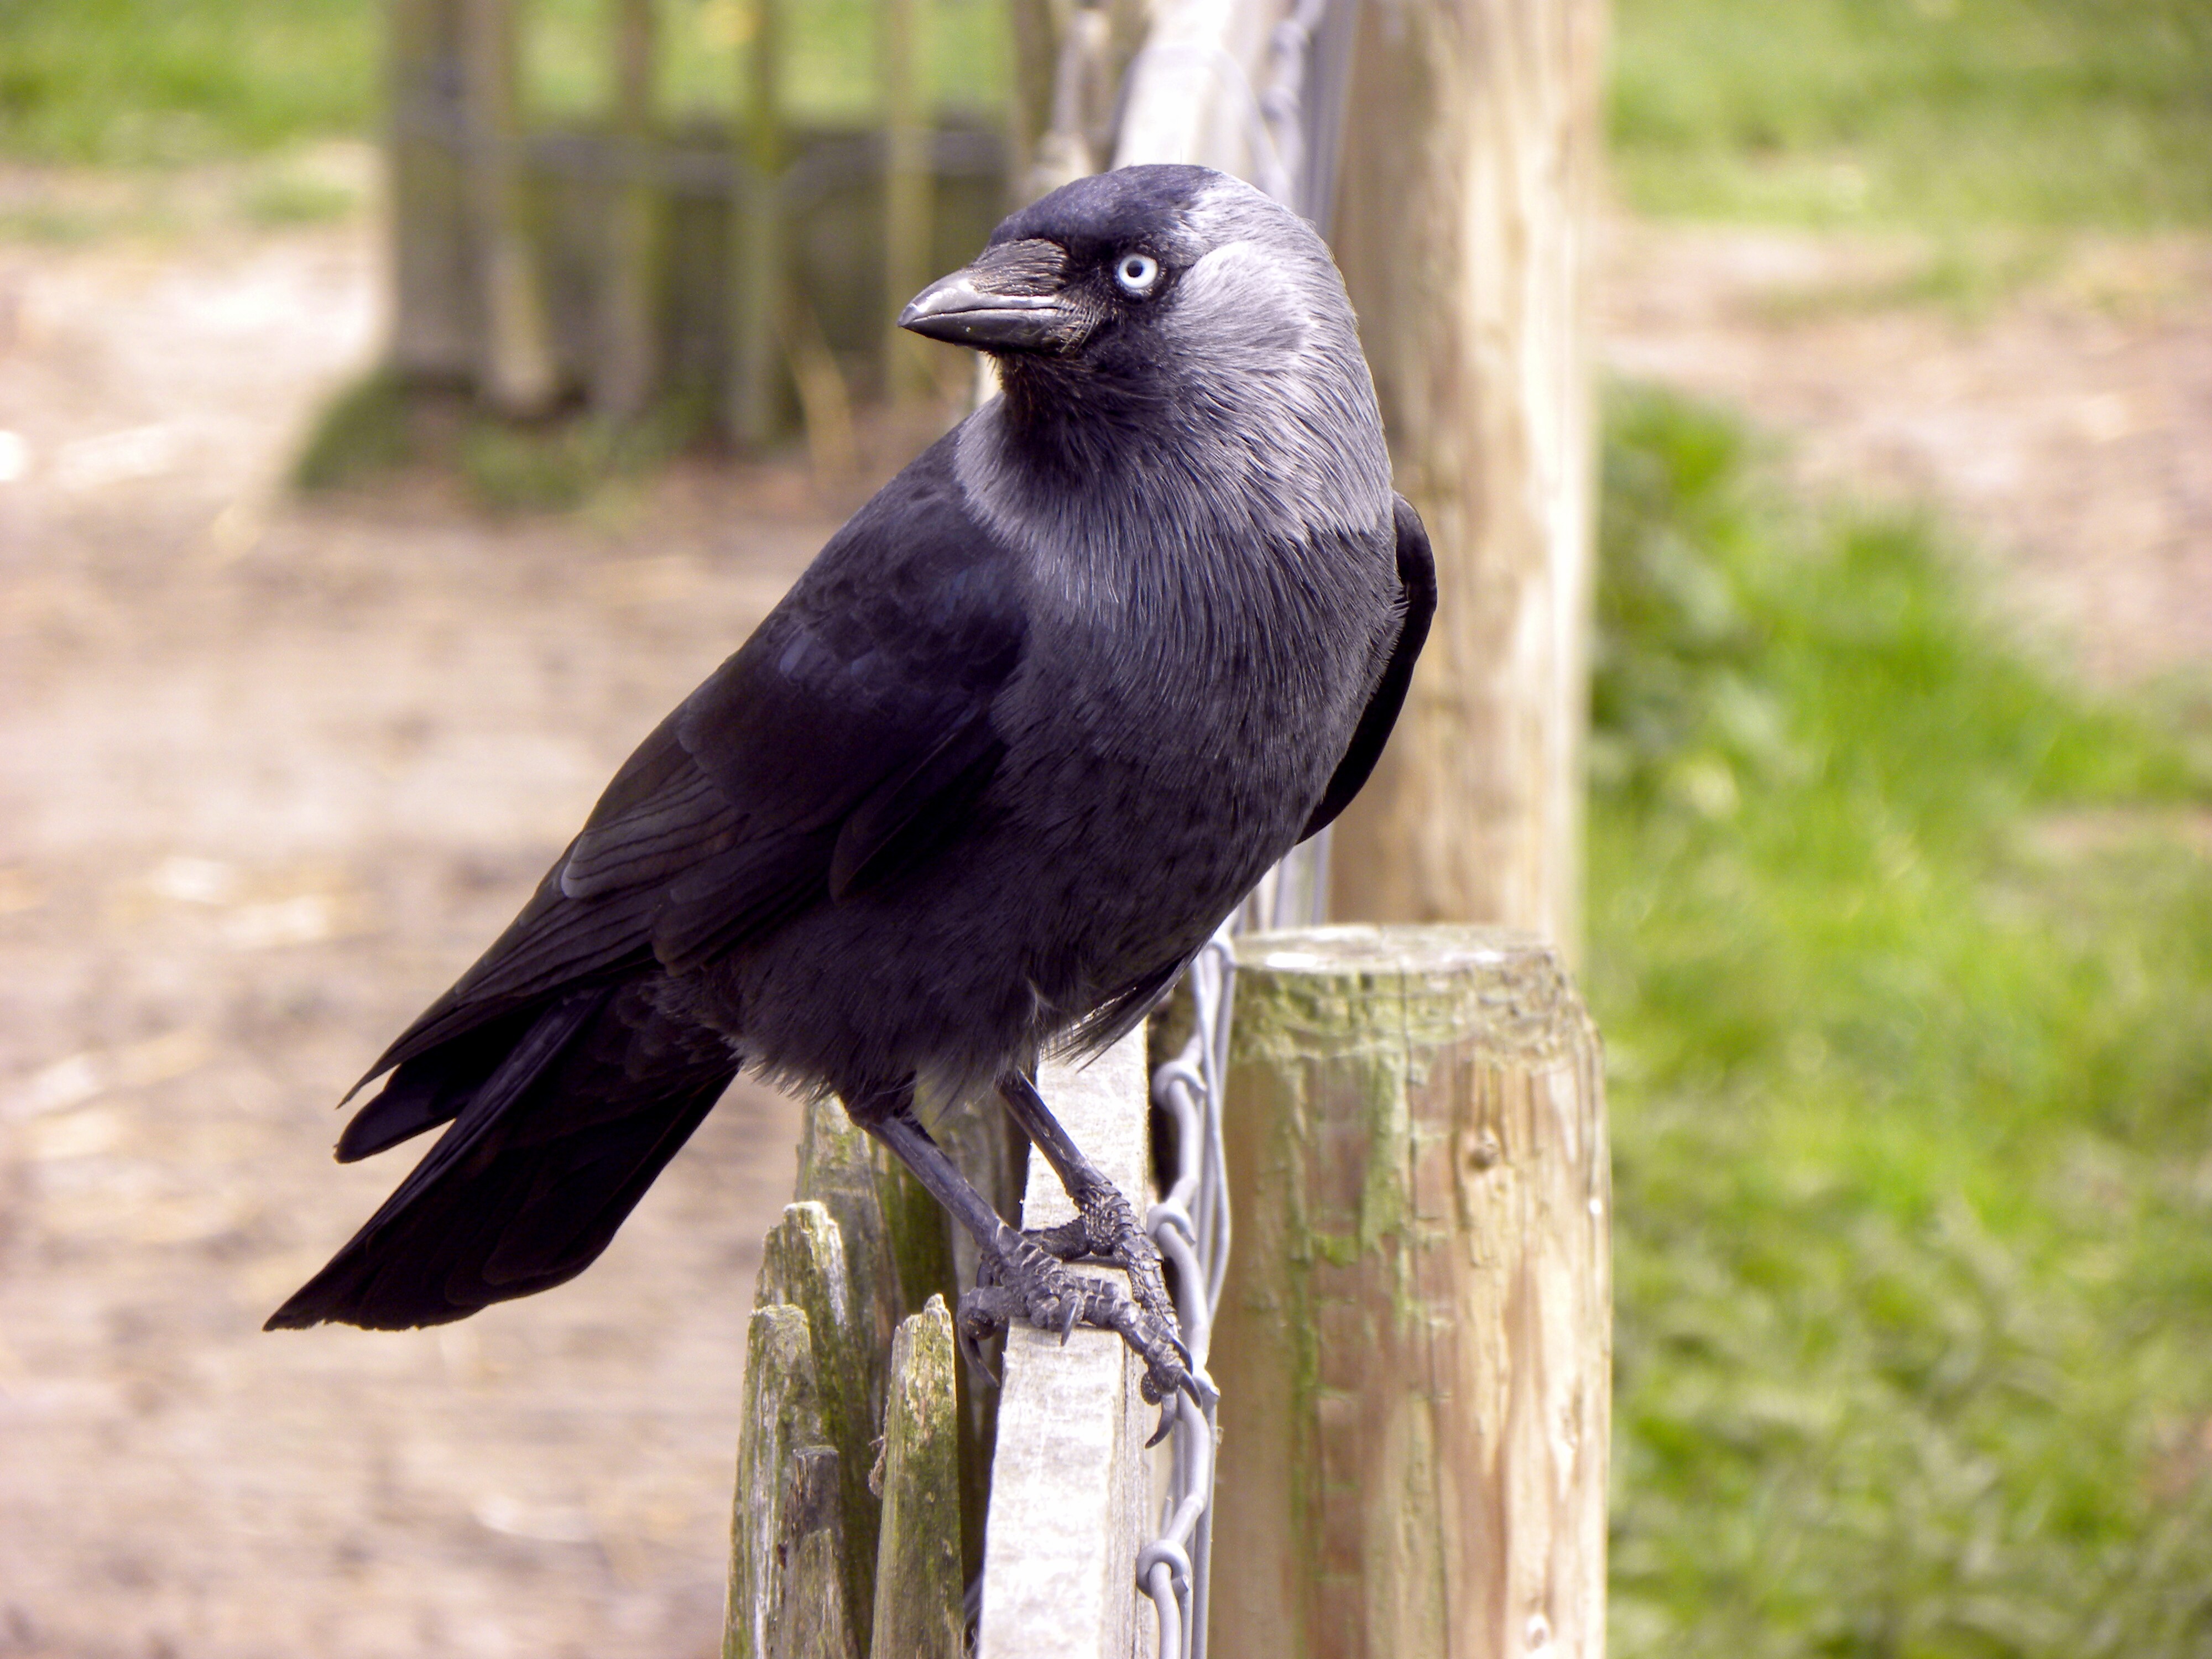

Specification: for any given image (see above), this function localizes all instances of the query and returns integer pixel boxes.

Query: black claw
[956,1321,1001,1389]
[1146,1397,1178,1449]
[1058,1297,1078,1345]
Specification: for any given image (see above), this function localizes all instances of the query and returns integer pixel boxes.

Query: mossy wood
[1211,925,1611,1659]
[724,1304,861,1659]
[734,1097,1014,1652]
[757,1203,881,1651]
[870,1297,966,1659]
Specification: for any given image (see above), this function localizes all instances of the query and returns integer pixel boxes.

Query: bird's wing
[357,439,1027,1085]
[1299,493,1437,841]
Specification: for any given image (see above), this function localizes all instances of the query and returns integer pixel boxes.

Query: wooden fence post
[726,1304,862,1659]
[597,0,660,418]
[729,0,787,445]
[872,1296,967,1658]
[458,0,559,415]
[1210,925,1610,1659]
[387,0,476,380]
[1324,0,1606,952]
[880,0,936,401]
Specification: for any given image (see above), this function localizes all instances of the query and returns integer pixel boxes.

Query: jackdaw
[267,164,1435,1421]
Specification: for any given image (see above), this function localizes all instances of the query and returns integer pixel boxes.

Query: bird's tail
[265,982,738,1331]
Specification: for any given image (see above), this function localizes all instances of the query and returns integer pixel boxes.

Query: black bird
[267,164,1434,1418]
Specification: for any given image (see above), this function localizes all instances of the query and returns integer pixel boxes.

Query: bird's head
[901,164,1363,415]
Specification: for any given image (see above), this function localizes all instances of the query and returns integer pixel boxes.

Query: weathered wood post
[975,1031,1156,1658]
[1211,925,1610,1659]
[880,0,936,402]
[1325,0,1607,953]
[729,0,787,445]
[726,1303,861,1659]
[872,1296,967,1658]
[597,0,660,418]
[387,0,476,380]
[458,0,559,415]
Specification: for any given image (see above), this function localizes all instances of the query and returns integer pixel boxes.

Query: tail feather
[268,982,738,1331]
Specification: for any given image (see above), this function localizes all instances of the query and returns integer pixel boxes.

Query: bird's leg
[849,1086,1113,1370]
[993,1069,1207,1422]
[850,1081,1205,1433]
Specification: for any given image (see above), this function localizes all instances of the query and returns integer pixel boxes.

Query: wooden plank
[458,0,558,414]
[870,1295,966,1659]
[797,1097,905,1370]
[728,0,787,445]
[596,0,660,416]
[387,0,475,379]
[880,0,936,401]
[1208,925,1610,1659]
[725,1304,863,1659]
[758,1203,883,1655]
[975,1029,1154,1659]
[1323,0,1606,952]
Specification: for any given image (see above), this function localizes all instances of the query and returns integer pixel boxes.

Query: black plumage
[269,165,1433,1406]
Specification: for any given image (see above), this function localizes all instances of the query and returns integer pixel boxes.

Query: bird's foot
[1020,1185,1176,1331]
[957,1222,1211,1443]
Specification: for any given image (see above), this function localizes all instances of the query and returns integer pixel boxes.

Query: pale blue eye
[1114,253,1160,296]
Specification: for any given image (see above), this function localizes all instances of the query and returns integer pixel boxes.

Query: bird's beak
[899,238,1084,353]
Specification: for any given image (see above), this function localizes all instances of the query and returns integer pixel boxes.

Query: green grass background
[8,2,2212,1653]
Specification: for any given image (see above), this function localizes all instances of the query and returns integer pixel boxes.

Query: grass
[292,374,718,512]
[0,0,378,164]
[1591,385,2212,1658]
[0,0,1008,166]
[1610,0,2212,227]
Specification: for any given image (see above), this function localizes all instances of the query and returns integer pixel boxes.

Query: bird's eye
[1113,253,1161,297]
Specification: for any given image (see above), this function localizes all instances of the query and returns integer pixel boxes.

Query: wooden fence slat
[758,1203,883,1652]
[870,1295,966,1659]
[458,0,557,414]
[596,0,660,416]
[387,0,474,379]
[797,1098,906,1374]
[1209,925,1610,1659]
[726,1304,862,1659]
[729,0,787,444]
[975,1030,1154,1659]
[880,0,936,401]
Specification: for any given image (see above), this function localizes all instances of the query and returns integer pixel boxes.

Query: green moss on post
[725,1304,860,1659]
[870,1295,965,1659]
[758,1203,881,1655]
[1211,925,1611,1659]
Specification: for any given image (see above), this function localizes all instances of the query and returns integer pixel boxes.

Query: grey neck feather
[953,179,1395,628]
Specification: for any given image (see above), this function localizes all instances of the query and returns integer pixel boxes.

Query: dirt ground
[1599,218,2212,686]
[1,161,2207,1656]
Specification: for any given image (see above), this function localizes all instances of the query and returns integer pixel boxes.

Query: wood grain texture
[758,1203,882,1652]
[1326,0,1606,952]
[1210,926,1610,1659]
[458,0,557,415]
[975,1030,1155,1659]
[728,0,786,444]
[596,0,660,416]
[725,1305,862,1659]
[387,0,476,378]
[870,1296,966,1659]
